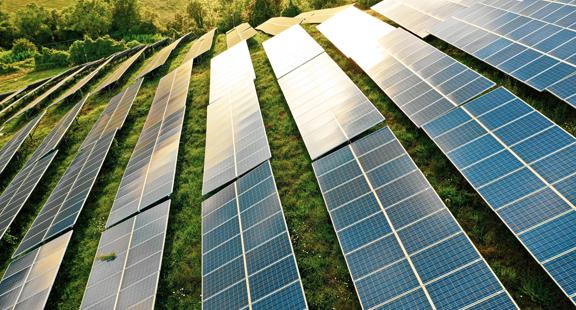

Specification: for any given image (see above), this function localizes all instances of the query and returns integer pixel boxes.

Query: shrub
[68,35,126,65]
[12,38,37,55]
[34,47,70,70]
[0,62,19,74]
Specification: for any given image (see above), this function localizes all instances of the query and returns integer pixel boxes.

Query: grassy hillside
[3,0,189,23]
[0,8,574,310]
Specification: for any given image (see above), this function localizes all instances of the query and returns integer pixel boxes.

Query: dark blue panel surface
[519,211,576,261]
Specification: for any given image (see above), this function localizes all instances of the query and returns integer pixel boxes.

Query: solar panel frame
[422,87,576,304]
[106,62,191,227]
[0,112,44,176]
[312,126,517,309]
[201,161,308,309]
[138,33,190,78]
[80,201,170,310]
[0,231,72,309]
[226,23,258,48]
[183,28,216,63]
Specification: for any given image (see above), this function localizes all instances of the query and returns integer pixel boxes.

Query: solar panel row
[372,0,476,38]
[203,40,271,195]
[226,23,257,48]
[183,28,217,63]
[107,61,192,227]
[13,82,142,257]
[0,96,88,241]
[423,87,576,303]
[138,33,189,78]
[0,231,72,309]
[3,65,88,124]
[256,17,301,36]
[52,55,116,106]
[0,112,44,175]
[202,161,307,309]
[312,127,517,309]
[431,0,576,107]
[209,41,255,104]
[319,7,495,127]
[295,4,355,24]
[81,200,170,309]
[97,45,148,92]
[263,25,384,160]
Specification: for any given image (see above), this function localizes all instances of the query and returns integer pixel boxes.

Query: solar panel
[422,87,576,304]
[431,0,576,108]
[319,7,496,127]
[312,127,517,309]
[183,28,216,63]
[81,79,143,150]
[0,96,88,241]
[138,33,189,78]
[3,65,88,124]
[202,161,307,309]
[96,46,148,92]
[106,61,191,227]
[0,231,72,309]
[262,25,325,78]
[256,17,301,36]
[13,130,117,257]
[226,23,257,48]
[209,40,256,104]
[274,51,385,160]
[0,112,44,175]
[52,55,116,106]
[295,4,355,24]
[81,200,170,309]
[0,89,25,109]
[372,0,476,38]
[202,81,271,195]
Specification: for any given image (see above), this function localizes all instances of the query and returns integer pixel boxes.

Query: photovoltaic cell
[202,82,271,196]
[209,41,256,104]
[431,0,576,108]
[138,33,189,78]
[97,45,148,92]
[312,126,517,309]
[202,161,307,309]
[0,94,88,241]
[267,39,384,159]
[256,17,301,36]
[0,112,44,175]
[226,23,257,48]
[262,25,325,79]
[423,87,576,304]
[81,201,170,310]
[183,28,216,63]
[107,61,191,227]
[318,7,495,127]
[372,0,477,38]
[0,231,72,309]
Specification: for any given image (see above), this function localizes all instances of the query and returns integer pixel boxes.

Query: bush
[68,35,126,65]
[12,38,37,55]
[34,47,70,70]
[0,62,19,74]
[126,40,141,48]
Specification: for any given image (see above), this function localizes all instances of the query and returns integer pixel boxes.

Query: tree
[0,2,16,49]
[248,0,282,26]
[65,0,113,38]
[187,0,206,29]
[14,3,58,45]
[111,0,141,34]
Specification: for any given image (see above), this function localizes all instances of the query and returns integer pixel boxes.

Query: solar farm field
[0,2,575,310]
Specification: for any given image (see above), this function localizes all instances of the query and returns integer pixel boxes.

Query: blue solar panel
[431,0,576,108]
[423,87,576,304]
[312,126,516,309]
[201,161,307,309]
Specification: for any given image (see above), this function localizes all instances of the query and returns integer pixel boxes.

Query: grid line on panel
[97,46,147,92]
[0,112,44,175]
[138,33,189,78]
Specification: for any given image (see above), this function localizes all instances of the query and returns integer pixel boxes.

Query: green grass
[0,10,574,310]
[0,67,67,93]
